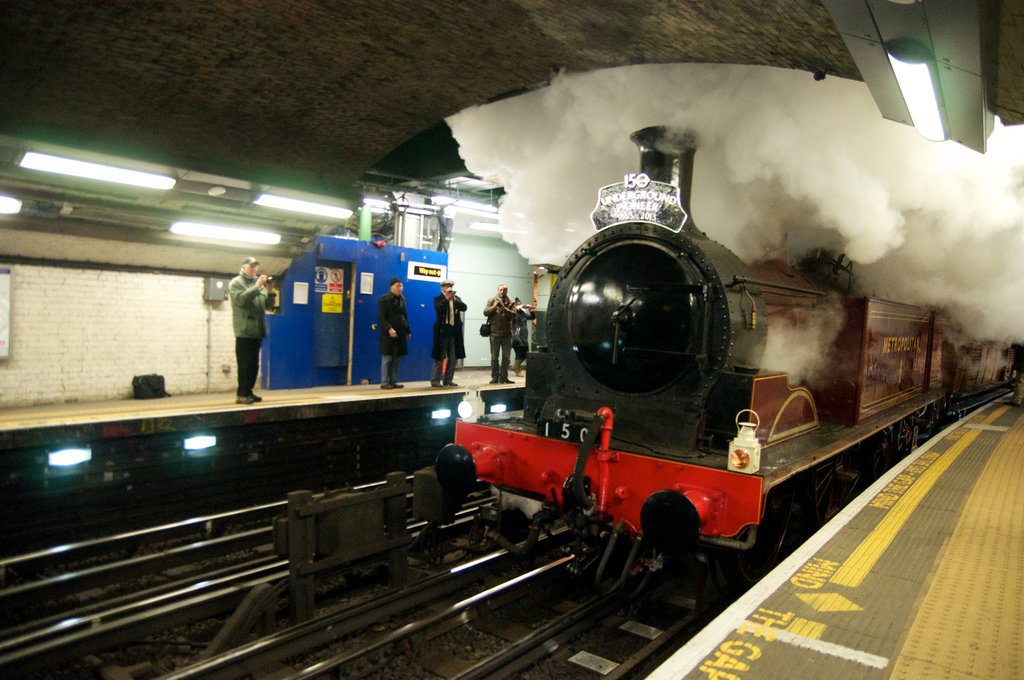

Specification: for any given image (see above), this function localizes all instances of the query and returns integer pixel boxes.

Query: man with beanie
[378,277,410,389]
[430,279,466,387]
[229,256,275,404]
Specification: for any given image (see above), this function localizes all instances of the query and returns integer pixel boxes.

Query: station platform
[0,368,524,553]
[651,399,1023,679]
[0,367,515,436]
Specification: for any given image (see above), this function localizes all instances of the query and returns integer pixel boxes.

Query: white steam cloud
[447,63,1024,341]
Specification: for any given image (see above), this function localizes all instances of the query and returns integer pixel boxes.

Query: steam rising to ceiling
[448,63,1024,340]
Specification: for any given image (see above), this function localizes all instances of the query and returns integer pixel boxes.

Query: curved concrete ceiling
[0,0,1019,196]
[0,1,1020,274]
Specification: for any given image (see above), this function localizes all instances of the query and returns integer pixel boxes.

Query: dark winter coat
[1013,344,1024,371]
[378,292,410,357]
[431,293,467,360]
[512,308,535,349]
[483,295,515,338]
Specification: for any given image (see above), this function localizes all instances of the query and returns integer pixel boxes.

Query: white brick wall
[0,264,239,407]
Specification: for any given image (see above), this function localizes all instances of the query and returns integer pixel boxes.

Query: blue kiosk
[261,236,447,389]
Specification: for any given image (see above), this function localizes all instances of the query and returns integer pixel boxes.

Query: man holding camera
[430,279,467,387]
[229,256,275,404]
[483,283,516,384]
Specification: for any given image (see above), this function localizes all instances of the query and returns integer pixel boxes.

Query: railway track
[0,477,489,678]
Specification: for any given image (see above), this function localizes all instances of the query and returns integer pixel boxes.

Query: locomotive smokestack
[629,126,697,217]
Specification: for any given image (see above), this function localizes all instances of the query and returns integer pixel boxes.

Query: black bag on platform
[479,320,491,337]
[132,374,170,399]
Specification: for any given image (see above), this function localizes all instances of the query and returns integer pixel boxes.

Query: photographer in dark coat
[377,277,410,389]
[511,297,535,377]
[430,279,467,387]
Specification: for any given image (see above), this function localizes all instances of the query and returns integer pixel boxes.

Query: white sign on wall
[0,267,10,359]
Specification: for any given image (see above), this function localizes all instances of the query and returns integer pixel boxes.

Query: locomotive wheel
[718,485,795,589]
[861,429,894,485]
[806,452,859,526]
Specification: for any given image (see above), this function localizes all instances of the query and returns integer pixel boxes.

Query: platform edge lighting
[887,51,947,142]
[170,221,281,245]
[254,193,353,220]
[0,195,22,214]
[20,151,177,190]
[48,447,92,467]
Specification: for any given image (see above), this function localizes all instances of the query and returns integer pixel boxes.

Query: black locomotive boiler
[431,126,1011,582]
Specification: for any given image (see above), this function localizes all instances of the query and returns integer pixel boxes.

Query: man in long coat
[430,279,467,387]
[378,277,410,389]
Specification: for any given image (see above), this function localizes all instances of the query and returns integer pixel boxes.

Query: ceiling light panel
[254,193,353,219]
[170,221,281,245]
[20,152,176,190]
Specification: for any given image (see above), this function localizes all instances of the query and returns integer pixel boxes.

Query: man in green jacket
[229,256,275,404]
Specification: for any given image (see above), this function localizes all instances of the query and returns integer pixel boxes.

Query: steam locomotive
[430,126,1011,583]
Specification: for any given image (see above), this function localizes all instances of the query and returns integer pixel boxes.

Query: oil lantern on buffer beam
[728,409,762,474]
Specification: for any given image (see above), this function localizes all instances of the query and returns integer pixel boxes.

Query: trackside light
[20,152,177,190]
[489,403,507,414]
[0,195,22,214]
[183,435,217,451]
[431,408,452,420]
[48,447,92,467]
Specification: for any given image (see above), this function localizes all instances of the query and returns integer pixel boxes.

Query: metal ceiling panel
[926,0,984,74]
[938,62,991,152]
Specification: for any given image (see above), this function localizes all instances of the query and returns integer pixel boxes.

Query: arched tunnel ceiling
[1,0,1021,198]
[0,1,1021,275]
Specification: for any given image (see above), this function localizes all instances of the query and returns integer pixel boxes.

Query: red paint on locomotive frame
[456,420,764,539]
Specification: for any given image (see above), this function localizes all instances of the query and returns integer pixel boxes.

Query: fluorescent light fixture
[183,435,217,451]
[254,193,353,220]
[48,447,92,467]
[0,195,22,214]
[454,198,497,213]
[457,400,474,419]
[431,408,452,420]
[888,53,946,142]
[430,194,457,206]
[171,221,281,245]
[489,403,507,414]
[403,206,438,217]
[444,205,504,221]
[20,151,176,190]
[468,221,525,235]
[362,197,391,209]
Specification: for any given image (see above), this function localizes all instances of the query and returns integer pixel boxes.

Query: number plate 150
[537,419,590,443]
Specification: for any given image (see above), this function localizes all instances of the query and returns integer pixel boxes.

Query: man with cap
[430,279,467,387]
[377,277,410,389]
[229,256,275,404]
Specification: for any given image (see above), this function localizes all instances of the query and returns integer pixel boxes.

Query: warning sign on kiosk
[321,293,343,314]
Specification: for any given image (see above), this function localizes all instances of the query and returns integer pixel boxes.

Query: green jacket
[229,273,272,338]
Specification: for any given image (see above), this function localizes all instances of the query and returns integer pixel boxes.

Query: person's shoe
[235,396,256,404]
[381,384,394,390]
[500,379,515,384]
[444,382,459,387]
[393,384,404,389]
[489,380,498,384]
[250,394,263,402]
[431,382,442,388]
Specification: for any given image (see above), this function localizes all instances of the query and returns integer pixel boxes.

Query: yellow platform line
[829,408,1006,588]
[889,408,1024,678]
